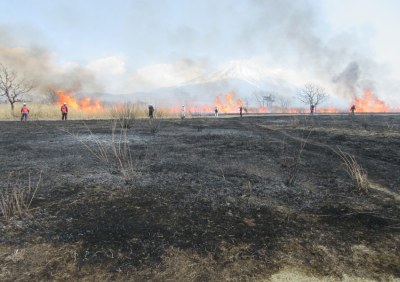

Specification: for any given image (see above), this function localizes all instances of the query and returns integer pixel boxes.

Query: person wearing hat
[61,102,68,120]
[20,103,30,121]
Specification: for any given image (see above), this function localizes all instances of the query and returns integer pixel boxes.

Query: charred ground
[0,114,399,281]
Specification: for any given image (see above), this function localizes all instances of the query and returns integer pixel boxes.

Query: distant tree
[277,96,291,113]
[0,64,34,111]
[253,90,276,108]
[297,83,328,112]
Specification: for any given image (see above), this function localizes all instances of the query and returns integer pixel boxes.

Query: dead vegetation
[0,170,42,222]
[336,147,369,192]
[0,115,399,280]
[63,121,139,185]
[111,123,138,185]
[110,102,136,129]
[280,130,311,186]
[148,119,160,134]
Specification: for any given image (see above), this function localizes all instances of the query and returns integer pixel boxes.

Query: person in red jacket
[20,103,30,121]
[61,102,68,120]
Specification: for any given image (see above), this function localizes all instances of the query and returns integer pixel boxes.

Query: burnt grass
[0,114,399,280]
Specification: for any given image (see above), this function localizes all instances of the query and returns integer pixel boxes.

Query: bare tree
[277,96,291,113]
[253,90,276,107]
[297,83,328,112]
[0,64,34,111]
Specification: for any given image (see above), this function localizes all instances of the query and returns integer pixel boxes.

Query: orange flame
[352,90,388,113]
[213,91,244,113]
[171,90,245,114]
[212,91,243,113]
[54,89,104,112]
[318,107,340,113]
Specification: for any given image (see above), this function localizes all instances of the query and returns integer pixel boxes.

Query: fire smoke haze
[0,0,399,109]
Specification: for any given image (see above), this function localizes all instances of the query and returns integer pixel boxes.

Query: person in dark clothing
[61,102,68,120]
[239,106,243,117]
[350,104,356,115]
[148,105,154,119]
[214,106,218,117]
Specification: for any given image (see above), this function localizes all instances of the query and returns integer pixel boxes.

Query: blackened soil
[0,114,399,280]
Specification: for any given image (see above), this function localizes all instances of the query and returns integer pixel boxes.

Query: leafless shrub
[64,122,138,185]
[280,131,311,186]
[148,119,160,134]
[335,147,369,192]
[111,123,137,184]
[278,96,291,113]
[0,171,42,222]
[110,102,136,129]
[155,108,165,119]
[74,123,109,164]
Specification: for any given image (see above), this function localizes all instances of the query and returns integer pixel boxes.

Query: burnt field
[0,114,399,281]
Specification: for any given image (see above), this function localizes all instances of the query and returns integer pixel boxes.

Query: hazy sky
[0,0,399,105]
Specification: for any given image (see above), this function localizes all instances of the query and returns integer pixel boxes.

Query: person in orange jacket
[61,102,68,120]
[20,103,30,121]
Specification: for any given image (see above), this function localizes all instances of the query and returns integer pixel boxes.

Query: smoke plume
[0,34,101,102]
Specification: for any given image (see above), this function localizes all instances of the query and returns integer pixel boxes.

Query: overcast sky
[0,0,399,105]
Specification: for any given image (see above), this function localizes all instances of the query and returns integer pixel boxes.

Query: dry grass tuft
[148,119,160,134]
[64,122,139,186]
[280,130,311,186]
[0,171,42,222]
[111,122,138,184]
[335,147,369,192]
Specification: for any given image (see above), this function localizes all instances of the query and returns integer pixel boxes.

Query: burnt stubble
[0,114,399,280]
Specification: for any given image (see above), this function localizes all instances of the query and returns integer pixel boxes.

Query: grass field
[0,103,187,121]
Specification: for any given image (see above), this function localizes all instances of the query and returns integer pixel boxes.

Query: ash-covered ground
[0,114,399,281]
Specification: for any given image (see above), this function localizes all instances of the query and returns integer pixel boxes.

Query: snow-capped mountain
[181,60,299,89]
[144,60,300,106]
[103,60,300,105]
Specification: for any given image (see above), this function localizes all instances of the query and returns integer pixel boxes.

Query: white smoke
[0,36,102,102]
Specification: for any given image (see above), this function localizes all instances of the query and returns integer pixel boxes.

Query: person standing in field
[215,106,219,117]
[239,106,243,117]
[148,104,154,119]
[181,105,185,119]
[350,104,356,115]
[61,102,68,120]
[20,103,30,121]
[310,104,315,115]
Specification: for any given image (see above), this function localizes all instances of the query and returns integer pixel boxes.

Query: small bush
[148,119,160,134]
[0,171,42,222]
[110,102,136,129]
[280,131,311,186]
[111,123,138,184]
[66,122,138,186]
